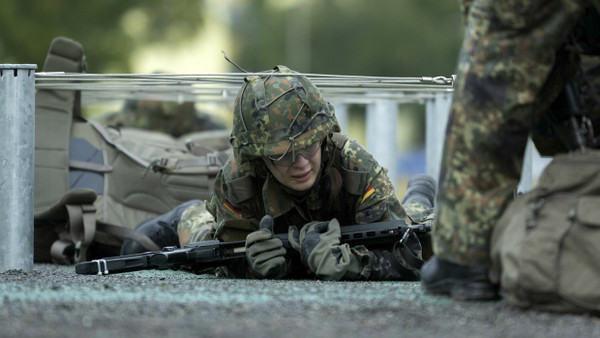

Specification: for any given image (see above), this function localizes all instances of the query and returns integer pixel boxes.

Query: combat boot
[120,200,200,254]
[402,174,436,208]
[420,256,500,301]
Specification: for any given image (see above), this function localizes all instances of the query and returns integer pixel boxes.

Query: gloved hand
[245,215,287,278]
[288,218,362,280]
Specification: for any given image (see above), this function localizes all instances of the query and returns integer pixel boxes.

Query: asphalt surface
[1,263,599,338]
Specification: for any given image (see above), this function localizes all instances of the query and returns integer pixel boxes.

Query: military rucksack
[34,37,231,264]
[490,150,600,314]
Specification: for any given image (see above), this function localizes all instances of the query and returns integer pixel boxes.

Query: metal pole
[367,99,397,189]
[332,102,348,132]
[0,64,37,272]
[425,92,452,182]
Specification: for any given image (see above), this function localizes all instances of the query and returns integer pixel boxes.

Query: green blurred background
[1,0,463,75]
[1,0,464,195]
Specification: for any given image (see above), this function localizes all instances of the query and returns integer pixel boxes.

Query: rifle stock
[75,219,432,275]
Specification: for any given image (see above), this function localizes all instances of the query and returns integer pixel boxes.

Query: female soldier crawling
[122,66,436,281]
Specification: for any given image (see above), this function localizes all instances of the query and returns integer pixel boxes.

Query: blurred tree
[1,0,462,77]
[229,0,463,77]
[0,0,204,72]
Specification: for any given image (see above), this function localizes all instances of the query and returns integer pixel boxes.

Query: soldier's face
[265,145,322,192]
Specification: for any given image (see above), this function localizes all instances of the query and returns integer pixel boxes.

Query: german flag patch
[360,185,374,204]
[224,200,242,216]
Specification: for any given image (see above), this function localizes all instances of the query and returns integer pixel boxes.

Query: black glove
[245,215,286,278]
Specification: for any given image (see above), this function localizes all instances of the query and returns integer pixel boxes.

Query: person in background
[98,98,226,138]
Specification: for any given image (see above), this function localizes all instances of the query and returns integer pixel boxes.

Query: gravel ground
[1,264,599,338]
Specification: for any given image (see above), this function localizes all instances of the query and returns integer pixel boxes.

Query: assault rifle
[75,219,432,276]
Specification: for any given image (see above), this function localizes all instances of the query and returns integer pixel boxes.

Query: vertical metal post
[367,99,397,189]
[0,64,37,273]
[425,92,452,182]
[332,102,348,132]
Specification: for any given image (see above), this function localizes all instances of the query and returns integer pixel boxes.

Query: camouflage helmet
[230,65,341,163]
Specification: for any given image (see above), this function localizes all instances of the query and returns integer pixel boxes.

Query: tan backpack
[34,37,231,264]
[490,150,600,314]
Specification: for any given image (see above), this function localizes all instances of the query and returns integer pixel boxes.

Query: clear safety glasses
[267,141,322,167]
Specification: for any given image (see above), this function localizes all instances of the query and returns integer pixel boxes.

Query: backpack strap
[36,189,97,264]
[50,219,162,264]
[96,222,161,252]
[34,37,86,216]
[34,37,97,264]
[330,132,349,149]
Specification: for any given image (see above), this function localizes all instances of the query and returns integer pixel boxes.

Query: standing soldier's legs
[422,0,587,299]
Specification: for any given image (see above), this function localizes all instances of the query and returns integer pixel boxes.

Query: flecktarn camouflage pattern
[230,66,341,163]
[176,137,433,280]
[177,200,215,246]
[174,65,435,280]
[433,0,592,267]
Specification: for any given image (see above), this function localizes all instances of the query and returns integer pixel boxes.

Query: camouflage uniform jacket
[178,135,431,280]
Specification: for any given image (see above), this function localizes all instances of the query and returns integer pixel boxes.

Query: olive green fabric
[490,150,600,314]
[34,36,86,217]
[432,0,594,267]
[289,219,362,281]
[230,65,340,163]
[34,36,230,263]
[85,121,228,232]
[244,215,286,278]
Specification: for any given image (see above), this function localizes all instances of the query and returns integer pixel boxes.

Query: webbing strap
[96,222,161,251]
[330,133,349,149]
[65,203,96,263]
[50,239,74,265]
[50,209,161,264]
[69,160,113,173]
[175,154,220,168]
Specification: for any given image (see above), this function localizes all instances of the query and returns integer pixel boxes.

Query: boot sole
[423,278,500,301]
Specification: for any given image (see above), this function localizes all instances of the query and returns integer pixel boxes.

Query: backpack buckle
[207,153,218,166]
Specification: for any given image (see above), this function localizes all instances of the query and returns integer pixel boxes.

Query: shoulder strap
[331,132,349,149]
[34,37,86,216]
[35,37,96,264]
[96,222,161,251]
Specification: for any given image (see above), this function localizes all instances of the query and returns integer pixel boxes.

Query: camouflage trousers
[177,200,216,246]
[433,0,588,267]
